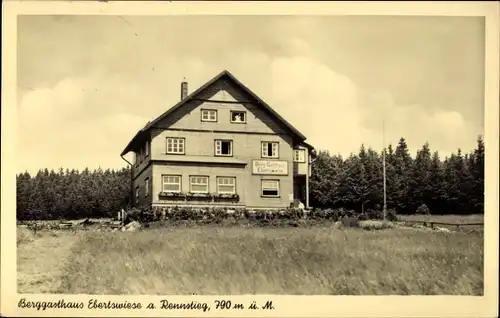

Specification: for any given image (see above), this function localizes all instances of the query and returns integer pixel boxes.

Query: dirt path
[17,231,84,293]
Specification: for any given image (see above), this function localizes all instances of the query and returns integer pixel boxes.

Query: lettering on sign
[252,160,288,175]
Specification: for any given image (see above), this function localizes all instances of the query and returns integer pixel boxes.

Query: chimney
[180,79,188,100]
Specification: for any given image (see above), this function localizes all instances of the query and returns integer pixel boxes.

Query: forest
[16,136,484,220]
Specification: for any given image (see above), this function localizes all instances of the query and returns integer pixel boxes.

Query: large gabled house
[120,70,316,210]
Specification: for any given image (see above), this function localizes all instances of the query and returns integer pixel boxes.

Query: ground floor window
[135,186,140,200]
[162,175,181,192]
[261,180,280,197]
[217,177,236,194]
[190,176,209,193]
[145,178,150,197]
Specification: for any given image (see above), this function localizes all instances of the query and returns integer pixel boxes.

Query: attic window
[201,109,217,122]
[230,111,246,123]
[215,140,233,156]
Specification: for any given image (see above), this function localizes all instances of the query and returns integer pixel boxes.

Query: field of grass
[17,217,483,295]
[398,214,484,224]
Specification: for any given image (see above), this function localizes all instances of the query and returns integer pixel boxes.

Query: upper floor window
[230,111,246,123]
[190,176,209,193]
[293,149,306,163]
[162,175,181,193]
[201,109,217,122]
[217,177,236,194]
[262,142,279,158]
[166,137,185,154]
[145,141,149,157]
[215,140,233,156]
[144,178,150,197]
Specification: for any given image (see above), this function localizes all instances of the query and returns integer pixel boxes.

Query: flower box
[213,193,240,201]
[158,191,186,199]
[186,192,213,200]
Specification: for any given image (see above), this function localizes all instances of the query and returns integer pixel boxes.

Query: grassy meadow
[17,216,484,295]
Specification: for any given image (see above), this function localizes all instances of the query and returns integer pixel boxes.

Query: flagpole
[382,119,387,220]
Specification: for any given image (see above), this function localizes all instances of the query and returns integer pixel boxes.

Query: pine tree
[393,137,413,213]
[408,142,433,213]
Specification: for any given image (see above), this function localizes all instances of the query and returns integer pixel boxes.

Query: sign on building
[252,160,288,175]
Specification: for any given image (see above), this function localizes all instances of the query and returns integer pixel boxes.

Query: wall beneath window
[132,164,153,207]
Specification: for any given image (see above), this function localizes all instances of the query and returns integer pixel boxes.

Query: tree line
[16,167,131,220]
[16,136,484,220]
[309,136,484,215]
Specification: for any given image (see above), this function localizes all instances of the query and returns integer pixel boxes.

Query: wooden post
[305,152,310,209]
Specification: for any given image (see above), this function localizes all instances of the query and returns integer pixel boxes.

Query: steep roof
[121,70,308,156]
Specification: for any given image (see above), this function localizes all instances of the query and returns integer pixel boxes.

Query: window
[215,140,233,156]
[217,177,236,194]
[262,142,279,158]
[145,141,149,157]
[294,149,306,163]
[230,111,246,123]
[140,148,145,162]
[261,180,280,197]
[135,153,140,166]
[135,186,140,200]
[166,137,185,154]
[162,175,181,193]
[201,109,217,122]
[144,178,150,197]
[190,176,209,193]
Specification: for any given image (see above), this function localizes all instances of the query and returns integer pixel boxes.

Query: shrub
[341,216,360,228]
[386,209,399,221]
[359,220,395,231]
[416,204,431,215]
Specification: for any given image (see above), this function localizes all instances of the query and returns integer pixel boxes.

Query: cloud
[17,78,149,174]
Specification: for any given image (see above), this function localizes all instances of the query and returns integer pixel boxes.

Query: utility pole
[382,119,387,220]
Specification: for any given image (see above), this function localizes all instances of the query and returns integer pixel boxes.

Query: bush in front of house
[123,205,399,228]
[416,204,431,215]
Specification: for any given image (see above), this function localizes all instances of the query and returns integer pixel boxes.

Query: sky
[17,15,485,174]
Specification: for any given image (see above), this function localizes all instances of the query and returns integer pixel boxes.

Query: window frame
[135,186,140,200]
[201,109,218,122]
[261,141,279,159]
[166,137,186,155]
[145,141,150,157]
[162,175,182,193]
[230,110,247,124]
[144,177,150,197]
[261,179,280,197]
[293,149,306,163]
[217,176,236,194]
[214,139,233,157]
[189,175,210,194]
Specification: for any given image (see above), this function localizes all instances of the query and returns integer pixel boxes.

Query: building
[120,70,316,210]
